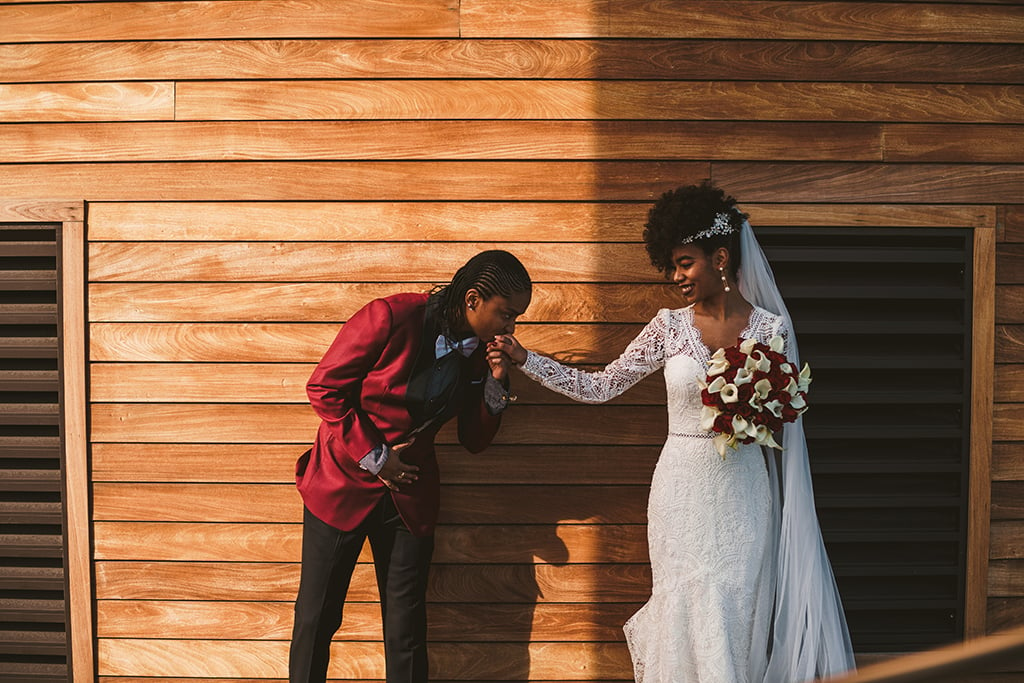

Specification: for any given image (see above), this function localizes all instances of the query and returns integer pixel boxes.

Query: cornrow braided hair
[429,250,532,337]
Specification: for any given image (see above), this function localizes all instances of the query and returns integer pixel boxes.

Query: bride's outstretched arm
[487,311,669,404]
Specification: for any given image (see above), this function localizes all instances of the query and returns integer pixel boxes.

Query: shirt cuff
[359,444,390,475]
[484,373,513,415]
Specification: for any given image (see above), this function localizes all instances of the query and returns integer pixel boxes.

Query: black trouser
[288,497,435,683]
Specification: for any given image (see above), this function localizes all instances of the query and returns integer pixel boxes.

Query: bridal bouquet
[698,335,811,458]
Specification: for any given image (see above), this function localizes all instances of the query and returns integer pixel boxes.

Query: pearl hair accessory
[680,212,735,245]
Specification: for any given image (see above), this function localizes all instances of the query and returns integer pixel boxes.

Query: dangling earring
[719,267,731,293]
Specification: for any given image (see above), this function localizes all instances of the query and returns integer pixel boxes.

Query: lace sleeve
[518,310,668,403]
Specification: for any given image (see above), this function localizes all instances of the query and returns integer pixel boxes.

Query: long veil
[737,219,857,682]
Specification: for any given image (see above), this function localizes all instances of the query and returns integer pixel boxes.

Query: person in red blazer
[289,250,532,683]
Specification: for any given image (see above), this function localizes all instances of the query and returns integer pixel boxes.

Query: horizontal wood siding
[1,1,1022,680]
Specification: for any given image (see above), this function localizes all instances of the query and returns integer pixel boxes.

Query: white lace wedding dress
[520,304,787,683]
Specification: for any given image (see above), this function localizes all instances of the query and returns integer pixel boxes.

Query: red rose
[713,415,731,434]
[725,347,746,366]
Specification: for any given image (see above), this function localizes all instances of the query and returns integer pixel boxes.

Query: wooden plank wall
[1,1,1023,680]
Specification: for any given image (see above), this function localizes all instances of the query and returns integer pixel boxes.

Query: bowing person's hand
[377,441,419,491]
[489,334,528,366]
[486,342,512,382]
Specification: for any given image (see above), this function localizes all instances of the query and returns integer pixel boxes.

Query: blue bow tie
[435,334,479,359]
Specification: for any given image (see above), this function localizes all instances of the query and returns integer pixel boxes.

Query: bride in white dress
[488,182,855,683]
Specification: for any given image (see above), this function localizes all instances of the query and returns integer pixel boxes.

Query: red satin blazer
[296,292,501,536]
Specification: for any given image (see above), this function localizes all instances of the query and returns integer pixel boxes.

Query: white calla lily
[739,337,757,354]
[700,405,720,431]
[719,383,740,404]
[707,355,730,377]
[734,367,754,386]
[754,378,773,399]
[707,348,730,377]
[732,414,757,438]
[768,335,785,353]
[751,350,771,373]
[764,399,785,418]
[798,363,813,392]
[754,424,782,450]
[707,376,728,394]
[790,393,807,411]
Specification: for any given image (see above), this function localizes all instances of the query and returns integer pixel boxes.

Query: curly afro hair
[642,180,748,279]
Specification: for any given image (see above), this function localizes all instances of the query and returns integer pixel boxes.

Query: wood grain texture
[90,443,660,485]
[992,482,1024,520]
[0,82,173,122]
[94,561,652,602]
[176,80,1024,123]
[997,288,1024,325]
[995,405,1024,442]
[0,199,83,223]
[86,201,650,242]
[59,216,95,681]
[87,361,665,404]
[86,242,657,283]
[0,120,882,162]
[86,322,649,362]
[996,326,1024,363]
[92,522,648,563]
[990,524,1024,561]
[95,599,640,641]
[1002,206,1024,243]
[884,125,1024,163]
[6,161,1021,204]
[91,482,649,524]
[995,366,1024,403]
[989,598,1024,634]
[463,1,1024,42]
[993,444,1024,483]
[96,638,632,679]
[88,403,668,445]
[967,224,996,637]
[988,559,1024,594]
[0,0,459,42]
[88,323,341,362]
[6,40,1022,83]
[997,245,1024,284]
[86,201,993,242]
[0,161,709,201]
[87,283,677,323]
[713,163,1024,204]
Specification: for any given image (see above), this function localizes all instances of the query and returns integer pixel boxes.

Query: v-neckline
[686,305,757,361]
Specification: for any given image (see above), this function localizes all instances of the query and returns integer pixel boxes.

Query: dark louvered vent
[0,222,69,682]
[760,226,972,653]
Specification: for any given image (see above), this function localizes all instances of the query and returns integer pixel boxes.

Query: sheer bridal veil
[737,219,857,682]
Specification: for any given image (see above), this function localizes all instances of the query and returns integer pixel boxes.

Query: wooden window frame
[752,204,995,645]
[0,200,93,681]
[967,218,995,640]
